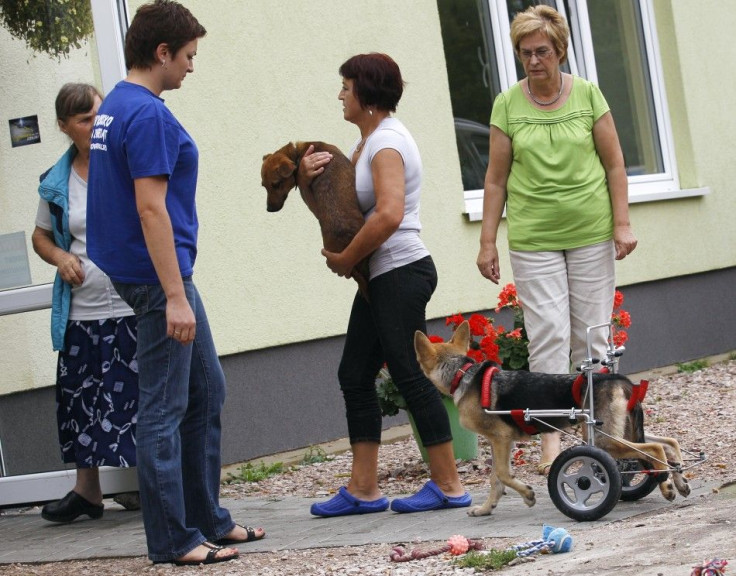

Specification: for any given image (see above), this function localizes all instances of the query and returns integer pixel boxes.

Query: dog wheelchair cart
[484,322,706,521]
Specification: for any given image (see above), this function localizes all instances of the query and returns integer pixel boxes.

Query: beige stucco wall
[1,0,734,396]
[0,23,101,394]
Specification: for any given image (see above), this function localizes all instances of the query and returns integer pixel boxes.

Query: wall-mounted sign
[8,115,41,148]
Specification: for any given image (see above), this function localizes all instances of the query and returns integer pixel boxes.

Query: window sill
[462,186,711,222]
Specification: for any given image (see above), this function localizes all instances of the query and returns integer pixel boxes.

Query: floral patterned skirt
[56,316,138,468]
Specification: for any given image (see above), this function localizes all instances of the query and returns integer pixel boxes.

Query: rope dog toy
[691,558,728,576]
[389,525,572,563]
[389,535,484,562]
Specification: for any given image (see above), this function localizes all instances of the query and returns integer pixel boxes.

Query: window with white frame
[437,0,694,221]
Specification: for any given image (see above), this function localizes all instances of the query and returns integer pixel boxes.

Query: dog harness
[627,379,649,411]
[570,368,649,412]
[450,360,541,435]
[450,360,499,406]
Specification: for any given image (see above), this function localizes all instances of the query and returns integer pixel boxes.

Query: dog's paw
[659,480,677,501]
[467,505,493,517]
[521,486,536,507]
[676,479,691,497]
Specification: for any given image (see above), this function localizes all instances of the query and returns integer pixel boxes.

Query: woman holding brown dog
[302,52,470,517]
[476,5,637,473]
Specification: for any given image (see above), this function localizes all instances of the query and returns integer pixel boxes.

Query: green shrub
[676,360,708,373]
[225,461,283,484]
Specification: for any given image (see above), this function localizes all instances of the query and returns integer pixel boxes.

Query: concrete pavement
[0,479,714,564]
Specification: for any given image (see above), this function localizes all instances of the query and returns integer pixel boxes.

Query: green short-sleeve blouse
[490,75,613,252]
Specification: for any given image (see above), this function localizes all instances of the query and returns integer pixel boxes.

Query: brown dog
[260,141,369,300]
[414,321,691,519]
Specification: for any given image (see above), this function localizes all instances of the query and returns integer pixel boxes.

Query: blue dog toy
[509,524,573,557]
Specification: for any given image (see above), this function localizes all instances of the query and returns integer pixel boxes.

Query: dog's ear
[276,156,297,178]
[449,321,471,351]
[414,330,435,364]
[262,153,272,161]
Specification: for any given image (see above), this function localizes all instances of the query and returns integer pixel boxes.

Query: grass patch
[301,445,332,465]
[676,360,708,373]
[225,461,284,484]
[453,549,518,571]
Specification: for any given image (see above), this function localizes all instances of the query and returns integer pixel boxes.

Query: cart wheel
[548,446,622,521]
[618,459,668,501]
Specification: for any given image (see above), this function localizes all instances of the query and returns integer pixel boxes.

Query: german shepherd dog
[260,141,370,300]
[414,321,691,517]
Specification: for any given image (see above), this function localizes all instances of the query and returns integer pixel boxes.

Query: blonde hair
[510,5,569,65]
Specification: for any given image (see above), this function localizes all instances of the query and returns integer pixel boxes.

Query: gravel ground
[1,359,734,575]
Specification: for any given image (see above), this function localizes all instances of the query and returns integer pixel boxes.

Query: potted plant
[376,367,478,462]
[0,0,94,60]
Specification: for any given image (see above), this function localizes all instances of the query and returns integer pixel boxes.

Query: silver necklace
[527,74,564,106]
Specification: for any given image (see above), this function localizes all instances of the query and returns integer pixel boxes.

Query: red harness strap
[571,374,585,407]
[450,362,475,395]
[627,379,649,412]
[510,409,540,435]
[477,366,539,434]
[480,366,499,409]
[572,367,610,406]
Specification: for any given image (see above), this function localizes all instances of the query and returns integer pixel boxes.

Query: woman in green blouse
[476,5,637,474]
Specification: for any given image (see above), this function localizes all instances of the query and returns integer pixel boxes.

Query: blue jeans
[113,278,234,561]
[338,256,451,447]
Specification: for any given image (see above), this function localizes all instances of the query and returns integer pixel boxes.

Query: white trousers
[509,240,615,374]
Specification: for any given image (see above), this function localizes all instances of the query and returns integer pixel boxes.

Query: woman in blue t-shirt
[87,0,263,567]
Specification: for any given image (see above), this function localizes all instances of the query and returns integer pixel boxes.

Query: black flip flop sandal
[216,523,266,545]
[172,542,239,566]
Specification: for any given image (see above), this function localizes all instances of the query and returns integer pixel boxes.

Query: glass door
[0,0,133,506]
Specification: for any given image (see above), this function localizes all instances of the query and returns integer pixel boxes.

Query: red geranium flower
[613,289,624,309]
[479,335,500,364]
[613,309,632,329]
[467,348,484,362]
[613,330,628,347]
[468,313,490,337]
[495,283,521,313]
[445,314,465,329]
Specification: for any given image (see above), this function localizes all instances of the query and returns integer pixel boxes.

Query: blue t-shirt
[87,80,198,284]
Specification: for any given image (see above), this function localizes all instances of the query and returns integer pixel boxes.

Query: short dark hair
[124,0,206,70]
[339,53,405,112]
[55,83,103,123]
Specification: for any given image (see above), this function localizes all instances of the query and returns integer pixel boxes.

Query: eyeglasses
[519,47,554,61]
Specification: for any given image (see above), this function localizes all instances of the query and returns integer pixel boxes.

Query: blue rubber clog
[390,480,471,513]
[310,487,390,518]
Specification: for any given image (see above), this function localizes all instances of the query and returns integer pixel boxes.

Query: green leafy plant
[301,445,331,465]
[376,367,407,417]
[676,360,708,373]
[0,0,94,60]
[453,548,518,570]
[224,461,283,484]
